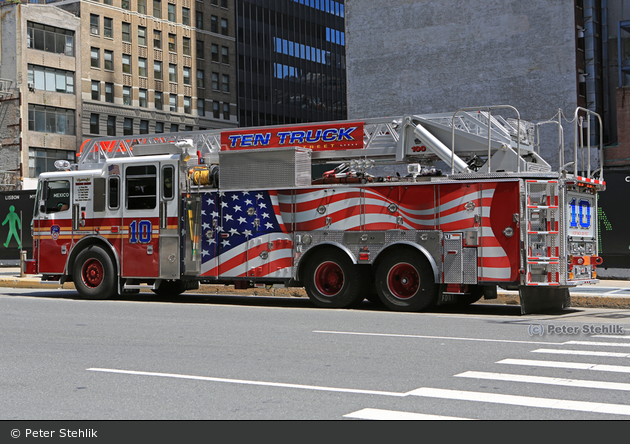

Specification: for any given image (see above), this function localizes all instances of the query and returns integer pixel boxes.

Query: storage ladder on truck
[26,105,605,314]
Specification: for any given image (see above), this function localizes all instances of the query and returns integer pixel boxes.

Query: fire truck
[26,105,605,314]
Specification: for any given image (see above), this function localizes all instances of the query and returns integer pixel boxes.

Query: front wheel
[303,248,364,308]
[375,250,437,311]
[73,246,117,300]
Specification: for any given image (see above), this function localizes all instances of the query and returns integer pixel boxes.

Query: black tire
[303,248,364,308]
[152,280,187,297]
[73,246,117,300]
[374,249,437,311]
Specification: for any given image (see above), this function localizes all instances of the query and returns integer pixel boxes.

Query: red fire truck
[26,105,605,313]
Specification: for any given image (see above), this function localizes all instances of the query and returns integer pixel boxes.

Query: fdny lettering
[222,123,364,151]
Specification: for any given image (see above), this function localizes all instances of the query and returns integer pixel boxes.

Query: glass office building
[236,0,347,127]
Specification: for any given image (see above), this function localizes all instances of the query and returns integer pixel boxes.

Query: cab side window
[44,180,71,213]
[126,165,157,210]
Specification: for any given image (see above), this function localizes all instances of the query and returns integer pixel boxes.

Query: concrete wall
[345,0,580,169]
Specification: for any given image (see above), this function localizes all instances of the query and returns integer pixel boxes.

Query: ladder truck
[25,105,605,314]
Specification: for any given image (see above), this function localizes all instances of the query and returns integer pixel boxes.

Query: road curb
[2,277,630,309]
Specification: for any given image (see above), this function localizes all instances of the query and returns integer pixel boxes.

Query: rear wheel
[74,246,117,300]
[303,248,364,308]
[375,249,437,311]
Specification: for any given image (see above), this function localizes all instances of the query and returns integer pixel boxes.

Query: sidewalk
[2,267,630,309]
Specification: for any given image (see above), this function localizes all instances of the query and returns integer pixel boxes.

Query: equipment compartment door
[158,161,180,279]
[121,163,160,278]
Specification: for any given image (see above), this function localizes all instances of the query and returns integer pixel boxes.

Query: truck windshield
[42,180,71,213]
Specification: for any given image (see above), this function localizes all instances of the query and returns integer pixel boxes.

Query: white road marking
[563,341,630,347]
[88,367,630,417]
[408,387,630,416]
[87,368,406,397]
[313,330,558,345]
[592,335,630,340]
[532,348,630,358]
[344,408,471,420]
[456,371,630,391]
[498,358,630,373]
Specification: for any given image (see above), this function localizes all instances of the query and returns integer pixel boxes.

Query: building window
[169,64,177,82]
[104,18,113,38]
[213,101,220,119]
[153,0,161,19]
[138,0,146,14]
[91,81,100,100]
[154,91,163,110]
[197,69,204,88]
[182,7,190,26]
[183,37,191,56]
[196,11,203,29]
[138,57,147,77]
[139,89,147,107]
[168,4,175,22]
[183,67,191,85]
[223,103,230,120]
[154,61,163,80]
[104,50,113,71]
[197,98,204,116]
[122,22,131,43]
[211,16,219,34]
[138,26,147,46]
[90,14,99,35]
[122,54,131,74]
[171,124,179,132]
[29,148,74,177]
[27,65,74,94]
[91,47,100,68]
[221,18,228,36]
[196,39,204,59]
[123,86,131,105]
[123,118,133,135]
[211,44,219,62]
[211,0,218,5]
[107,116,116,136]
[90,114,99,134]
[169,95,176,112]
[155,122,164,133]
[105,83,114,103]
[140,120,149,134]
[221,46,229,64]
[103,0,112,4]
[168,34,176,52]
[184,96,191,114]
[222,74,229,92]
[154,30,162,49]
[26,22,74,57]
[212,72,219,90]
[122,0,130,10]
[221,0,228,7]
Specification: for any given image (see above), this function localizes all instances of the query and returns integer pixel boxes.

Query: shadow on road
[2,289,587,317]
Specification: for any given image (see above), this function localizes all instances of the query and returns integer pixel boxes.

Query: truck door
[158,161,180,279]
[34,178,73,275]
[121,163,160,278]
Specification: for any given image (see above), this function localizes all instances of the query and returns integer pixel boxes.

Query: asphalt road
[2,288,630,420]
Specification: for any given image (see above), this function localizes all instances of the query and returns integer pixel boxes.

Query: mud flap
[519,286,571,314]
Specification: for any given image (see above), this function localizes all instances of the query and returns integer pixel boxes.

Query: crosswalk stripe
[456,370,630,391]
[532,348,630,358]
[408,387,630,416]
[498,358,630,373]
[563,341,630,347]
[343,408,471,420]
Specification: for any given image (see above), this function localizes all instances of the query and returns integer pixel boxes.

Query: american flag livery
[193,181,519,283]
[198,190,293,278]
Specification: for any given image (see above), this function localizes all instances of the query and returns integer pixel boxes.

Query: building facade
[235,0,347,127]
[0,0,238,189]
[344,0,607,170]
